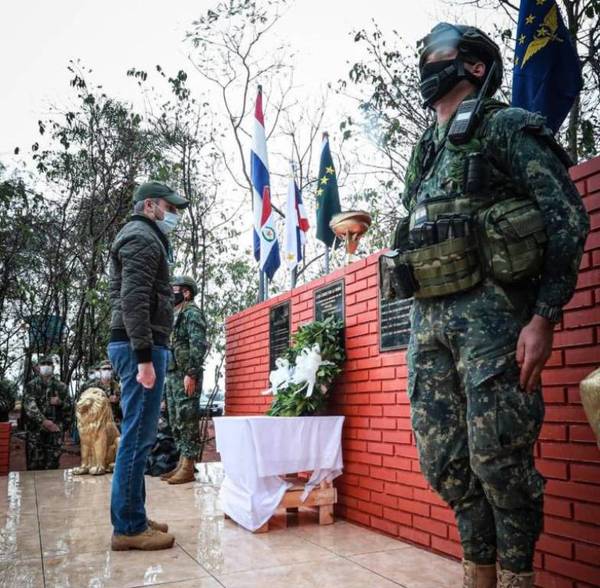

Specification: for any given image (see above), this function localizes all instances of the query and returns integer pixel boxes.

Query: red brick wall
[225,156,600,587]
[0,423,10,476]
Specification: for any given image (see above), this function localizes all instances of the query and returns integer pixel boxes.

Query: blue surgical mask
[155,211,180,235]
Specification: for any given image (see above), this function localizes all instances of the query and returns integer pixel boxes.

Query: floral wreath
[265,316,345,417]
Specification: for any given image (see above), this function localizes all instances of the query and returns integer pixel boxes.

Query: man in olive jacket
[108,181,188,551]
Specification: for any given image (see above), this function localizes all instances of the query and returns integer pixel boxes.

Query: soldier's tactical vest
[397,101,552,299]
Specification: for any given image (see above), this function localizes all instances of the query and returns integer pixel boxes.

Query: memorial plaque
[269,302,290,371]
[314,281,345,324]
[379,297,412,351]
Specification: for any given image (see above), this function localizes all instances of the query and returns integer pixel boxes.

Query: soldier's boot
[463,561,497,588]
[497,569,534,588]
[111,528,175,551]
[160,456,182,481]
[167,457,195,484]
[148,519,169,533]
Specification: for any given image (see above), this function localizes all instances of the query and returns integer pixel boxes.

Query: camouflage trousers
[407,279,545,573]
[165,371,200,459]
[26,429,62,470]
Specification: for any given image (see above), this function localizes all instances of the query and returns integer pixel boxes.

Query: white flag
[283,175,301,270]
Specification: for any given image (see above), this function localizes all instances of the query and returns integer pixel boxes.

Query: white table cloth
[213,415,344,531]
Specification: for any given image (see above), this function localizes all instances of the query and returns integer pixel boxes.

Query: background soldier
[80,360,122,426]
[161,275,207,485]
[22,356,72,470]
[394,23,590,588]
[0,377,15,422]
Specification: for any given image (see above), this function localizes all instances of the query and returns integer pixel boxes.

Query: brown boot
[167,457,195,484]
[160,456,182,481]
[111,528,175,551]
[147,519,168,533]
[463,560,497,588]
[497,569,534,588]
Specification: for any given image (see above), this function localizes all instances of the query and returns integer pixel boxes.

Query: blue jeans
[108,342,168,535]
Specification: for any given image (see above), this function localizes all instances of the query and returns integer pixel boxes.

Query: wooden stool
[253,478,336,533]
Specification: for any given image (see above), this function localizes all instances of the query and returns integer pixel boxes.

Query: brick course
[225,156,600,586]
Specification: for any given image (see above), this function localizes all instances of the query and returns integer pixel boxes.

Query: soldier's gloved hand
[184,375,197,397]
[42,419,60,433]
[137,362,156,390]
[49,396,61,406]
[516,315,554,393]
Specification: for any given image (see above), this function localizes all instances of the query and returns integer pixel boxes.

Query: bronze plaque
[269,301,290,371]
[314,280,345,324]
[379,296,412,351]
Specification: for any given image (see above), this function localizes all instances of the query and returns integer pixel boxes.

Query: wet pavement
[0,463,462,587]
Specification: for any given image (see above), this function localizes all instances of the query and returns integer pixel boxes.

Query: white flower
[292,344,333,398]
[263,357,293,396]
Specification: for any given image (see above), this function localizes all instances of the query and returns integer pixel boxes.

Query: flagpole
[259,270,265,302]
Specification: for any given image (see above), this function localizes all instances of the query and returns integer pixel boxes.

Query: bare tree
[453,0,600,160]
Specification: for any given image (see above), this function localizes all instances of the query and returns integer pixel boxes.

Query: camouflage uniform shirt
[0,379,15,422]
[23,375,72,431]
[402,100,590,316]
[170,301,208,377]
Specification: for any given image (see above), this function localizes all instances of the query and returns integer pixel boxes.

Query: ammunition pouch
[406,237,481,298]
[379,251,417,301]
[476,198,546,283]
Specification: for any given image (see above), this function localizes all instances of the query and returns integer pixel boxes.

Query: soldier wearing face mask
[386,22,589,588]
[160,276,207,485]
[23,356,72,470]
[81,360,122,425]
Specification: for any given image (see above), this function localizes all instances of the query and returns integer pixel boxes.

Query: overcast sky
[1,1,505,388]
[0,0,499,160]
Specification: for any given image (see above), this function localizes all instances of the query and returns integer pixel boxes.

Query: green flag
[315,134,341,247]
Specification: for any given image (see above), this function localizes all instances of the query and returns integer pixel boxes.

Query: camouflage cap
[133,181,189,209]
[171,275,198,298]
[38,355,54,366]
[100,359,112,369]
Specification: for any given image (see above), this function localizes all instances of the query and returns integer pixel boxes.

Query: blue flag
[512,0,582,133]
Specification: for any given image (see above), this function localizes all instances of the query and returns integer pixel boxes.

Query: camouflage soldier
[23,356,72,470]
[389,24,590,588]
[0,378,15,422]
[161,276,207,485]
[80,360,122,425]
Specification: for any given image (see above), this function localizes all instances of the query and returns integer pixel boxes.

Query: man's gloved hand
[137,362,156,390]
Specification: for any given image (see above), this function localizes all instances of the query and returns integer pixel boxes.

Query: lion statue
[73,387,120,475]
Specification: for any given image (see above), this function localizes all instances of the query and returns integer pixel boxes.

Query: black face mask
[419,57,481,108]
[174,292,185,306]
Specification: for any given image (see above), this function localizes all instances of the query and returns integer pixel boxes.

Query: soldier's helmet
[100,360,112,370]
[171,275,199,298]
[38,355,54,366]
[418,23,503,97]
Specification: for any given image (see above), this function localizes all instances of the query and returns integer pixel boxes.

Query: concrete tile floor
[0,463,462,587]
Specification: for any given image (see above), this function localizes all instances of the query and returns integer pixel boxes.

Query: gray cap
[133,181,189,209]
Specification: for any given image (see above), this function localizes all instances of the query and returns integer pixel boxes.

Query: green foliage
[267,317,345,417]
